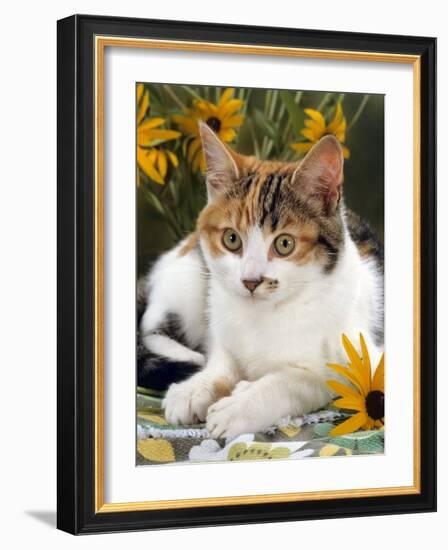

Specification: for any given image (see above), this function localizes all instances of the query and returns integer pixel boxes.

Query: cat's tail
[137,339,204,391]
[137,278,205,391]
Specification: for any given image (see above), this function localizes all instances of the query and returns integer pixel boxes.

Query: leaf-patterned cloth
[136,389,384,465]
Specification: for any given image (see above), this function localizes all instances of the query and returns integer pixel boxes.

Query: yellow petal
[335,117,347,134]
[342,146,350,159]
[333,396,365,411]
[359,333,372,385]
[138,117,165,131]
[166,150,179,167]
[221,114,245,129]
[136,83,144,103]
[304,108,326,130]
[137,148,164,185]
[188,138,202,162]
[192,148,202,173]
[290,142,313,153]
[157,150,168,179]
[137,439,175,463]
[326,380,360,400]
[219,128,236,142]
[342,334,370,395]
[197,100,218,117]
[372,353,385,392]
[327,363,364,393]
[219,98,243,118]
[148,149,158,165]
[138,128,181,144]
[326,103,344,134]
[300,128,319,142]
[137,90,150,124]
[304,119,325,134]
[330,411,367,437]
[219,88,235,107]
[172,114,200,135]
[363,417,374,430]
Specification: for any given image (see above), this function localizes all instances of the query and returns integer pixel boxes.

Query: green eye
[222,228,242,252]
[274,234,296,256]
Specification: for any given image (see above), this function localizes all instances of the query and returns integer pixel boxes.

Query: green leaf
[143,189,167,217]
[279,90,304,135]
[168,179,179,206]
[253,109,277,141]
[181,85,202,100]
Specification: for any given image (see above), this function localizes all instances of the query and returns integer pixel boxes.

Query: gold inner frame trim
[94,35,421,514]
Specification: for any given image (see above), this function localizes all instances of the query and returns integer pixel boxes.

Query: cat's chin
[239,291,273,303]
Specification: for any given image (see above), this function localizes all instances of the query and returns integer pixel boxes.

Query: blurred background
[137,84,384,276]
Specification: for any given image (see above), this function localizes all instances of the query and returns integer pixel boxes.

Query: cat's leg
[163,348,240,425]
[206,366,331,439]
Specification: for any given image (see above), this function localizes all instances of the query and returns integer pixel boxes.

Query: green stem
[264,89,272,115]
[347,95,370,133]
[242,88,252,115]
[141,185,183,240]
[317,92,332,112]
[249,119,261,158]
[282,91,303,145]
[268,89,279,120]
[181,85,203,101]
[163,85,186,111]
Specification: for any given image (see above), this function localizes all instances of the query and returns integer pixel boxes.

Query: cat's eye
[222,228,242,252]
[273,234,296,256]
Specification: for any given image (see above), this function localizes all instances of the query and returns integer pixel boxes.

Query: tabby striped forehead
[217,163,345,273]
[226,167,304,231]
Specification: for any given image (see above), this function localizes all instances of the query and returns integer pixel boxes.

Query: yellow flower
[291,103,350,159]
[172,88,244,172]
[326,334,384,436]
[136,84,180,185]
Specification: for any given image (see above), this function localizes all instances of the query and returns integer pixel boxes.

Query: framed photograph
[57,14,436,534]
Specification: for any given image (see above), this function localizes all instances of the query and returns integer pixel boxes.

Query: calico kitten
[139,122,383,439]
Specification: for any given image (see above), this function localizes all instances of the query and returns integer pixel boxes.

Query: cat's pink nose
[242,279,262,293]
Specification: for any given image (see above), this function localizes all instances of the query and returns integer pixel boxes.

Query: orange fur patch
[178,232,199,257]
[212,379,232,399]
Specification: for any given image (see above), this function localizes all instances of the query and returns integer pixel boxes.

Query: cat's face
[197,123,345,304]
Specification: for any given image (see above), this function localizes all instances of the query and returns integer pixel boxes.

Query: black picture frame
[57,14,436,534]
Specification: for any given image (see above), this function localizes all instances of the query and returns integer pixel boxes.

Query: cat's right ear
[199,121,240,202]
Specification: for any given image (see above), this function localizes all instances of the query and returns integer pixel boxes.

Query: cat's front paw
[206,387,266,440]
[163,378,215,425]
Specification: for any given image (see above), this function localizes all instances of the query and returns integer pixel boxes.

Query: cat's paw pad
[163,380,214,425]
[206,393,258,440]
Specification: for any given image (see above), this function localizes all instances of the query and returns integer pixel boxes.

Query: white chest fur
[206,236,381,380]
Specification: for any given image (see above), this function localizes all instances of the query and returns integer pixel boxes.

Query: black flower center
[206,116,221,133]
[365,390,384,421]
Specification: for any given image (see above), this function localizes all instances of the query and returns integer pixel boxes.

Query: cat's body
[139,123,383,439]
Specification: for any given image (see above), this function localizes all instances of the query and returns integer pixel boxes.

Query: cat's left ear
[199,121,240,202]
[292,135,344,214]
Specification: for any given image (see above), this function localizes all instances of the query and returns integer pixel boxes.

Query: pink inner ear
[294,136,344,211]
[199,122,240,200]
[319,151,343,188]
